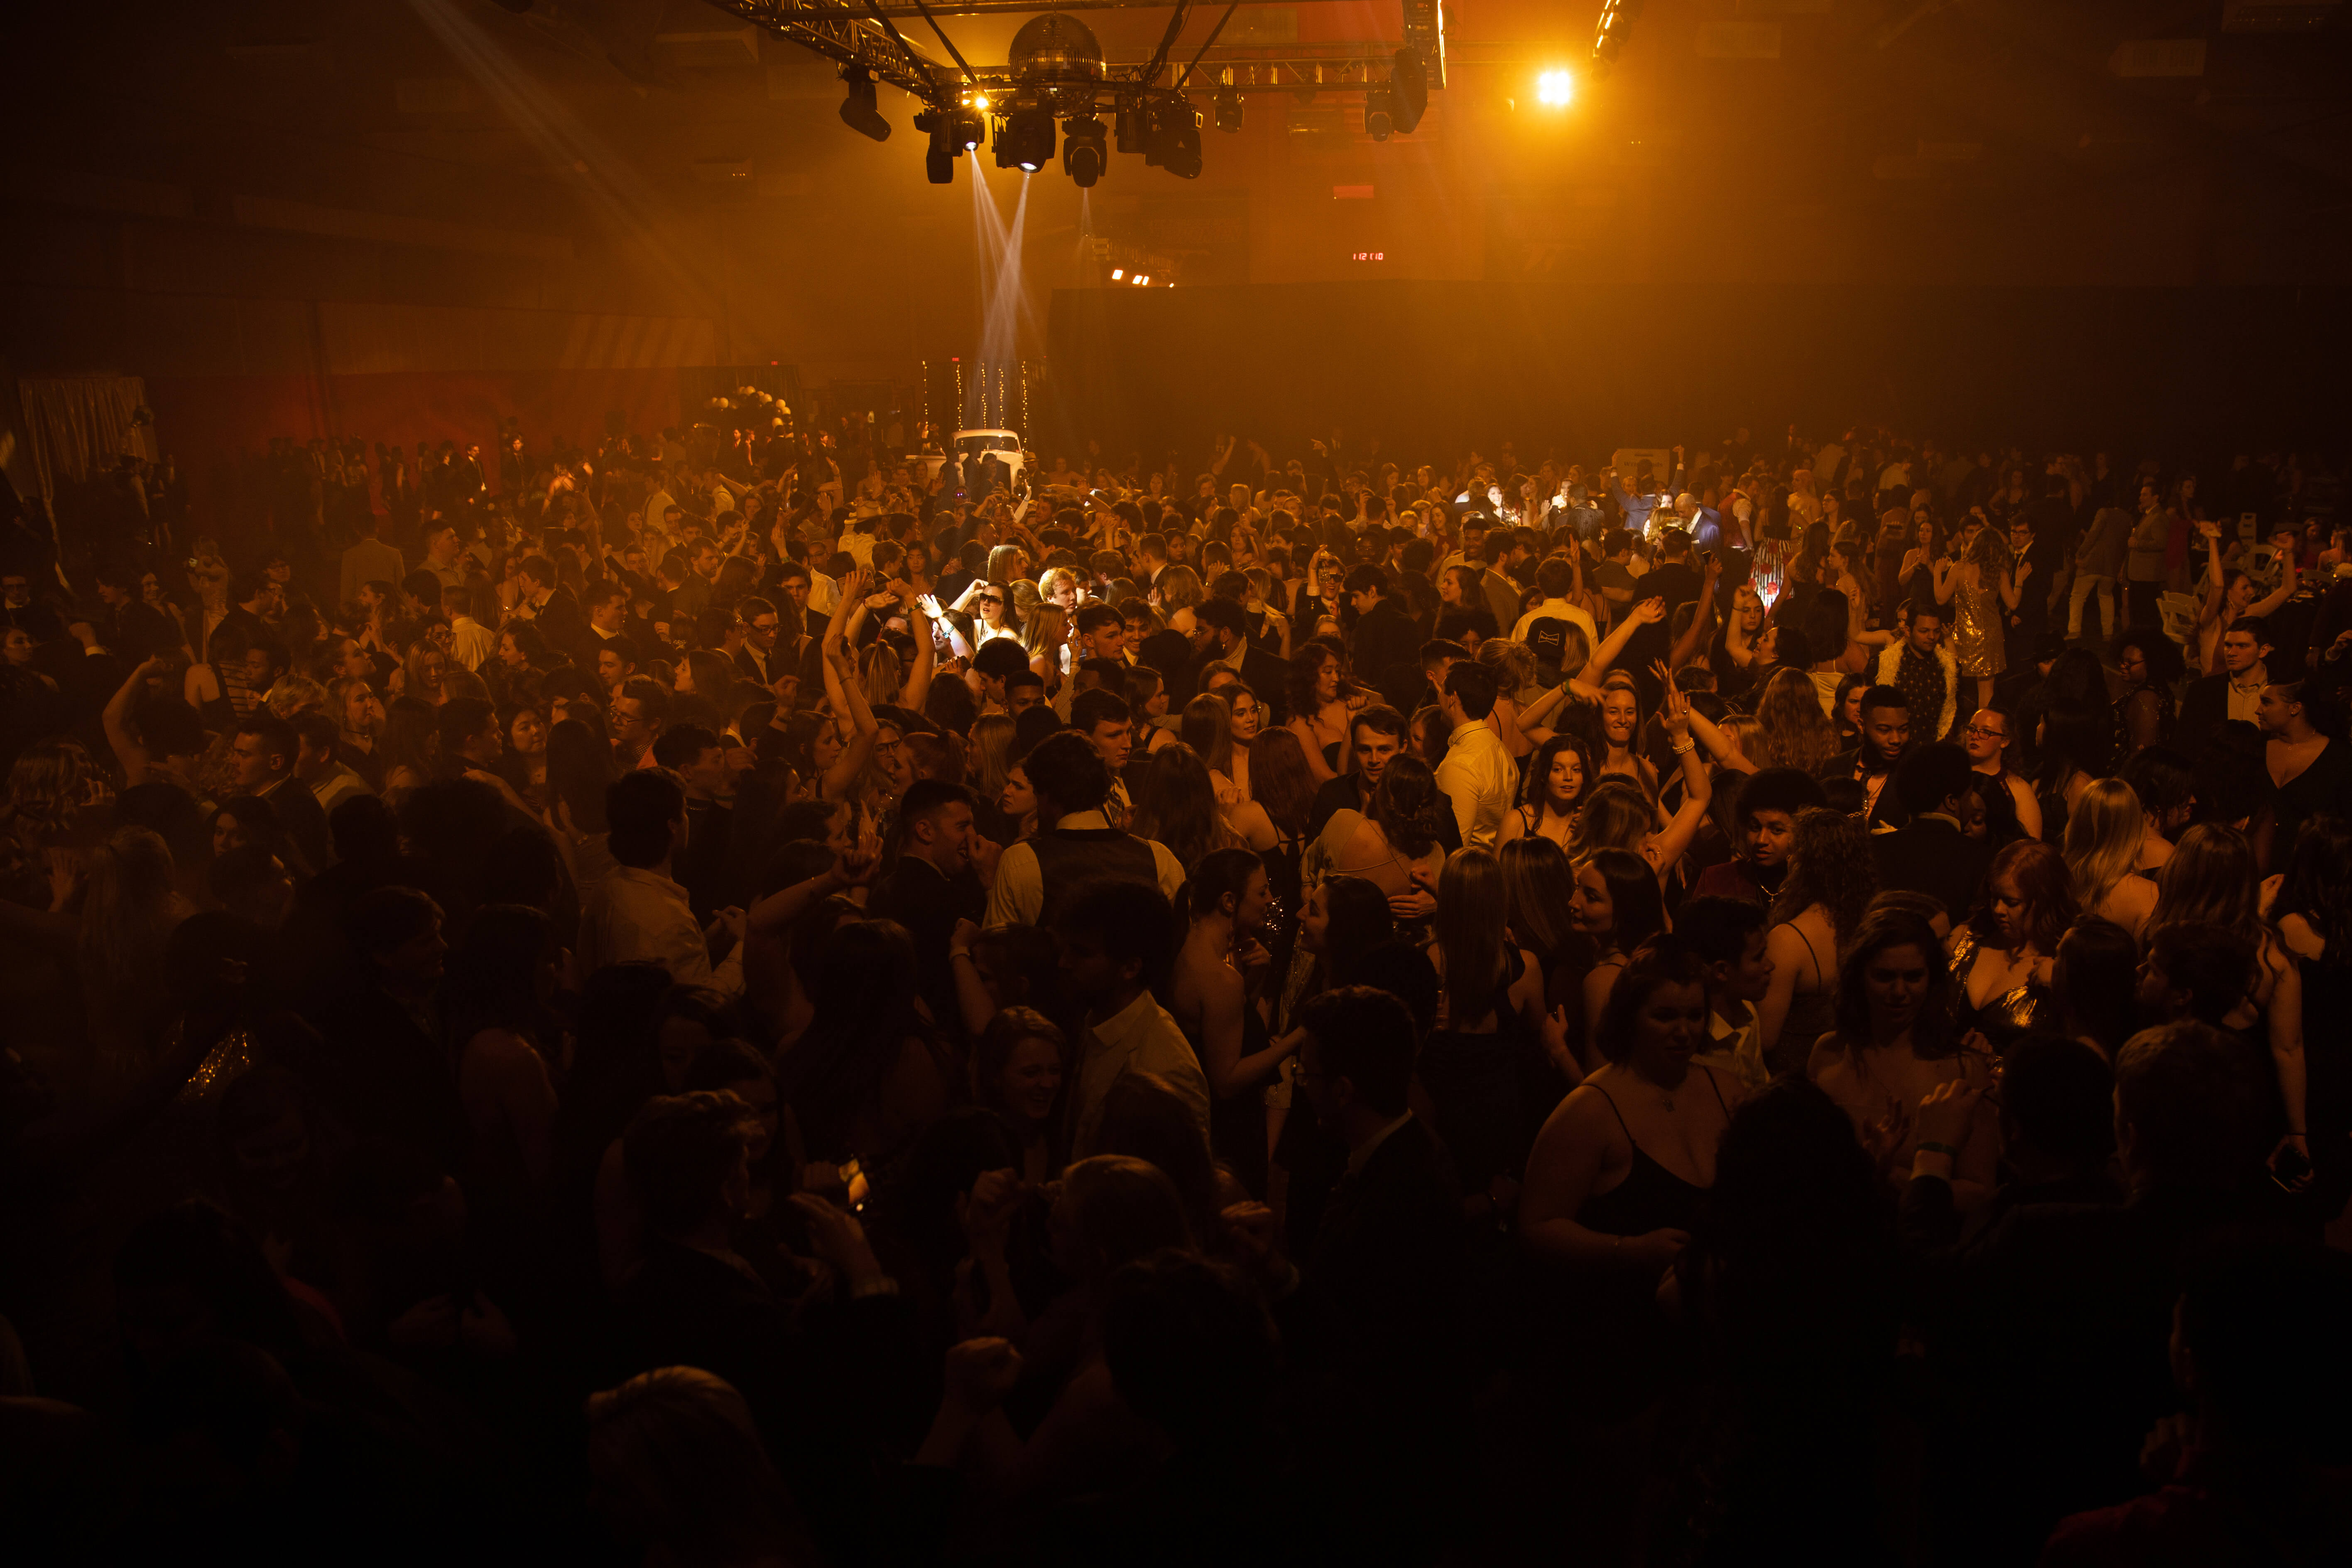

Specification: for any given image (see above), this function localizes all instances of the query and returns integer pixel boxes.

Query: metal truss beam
[697,0,1482,108]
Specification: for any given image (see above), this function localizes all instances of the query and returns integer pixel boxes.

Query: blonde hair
[968,713,1016,799]
[1476,637,1536,693]
[1567,776,1654,864]
[1747,668,1842,774]
[265,675,327,720]
[2063,778,2146,916]
[1019,603,1068,661]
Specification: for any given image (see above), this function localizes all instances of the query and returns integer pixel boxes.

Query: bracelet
[1671,739,1696,755]
[1916,1139,1961,1158]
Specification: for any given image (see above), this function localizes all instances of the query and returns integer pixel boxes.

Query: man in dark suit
[1279,983,1466,1559]
[515,554,585,658]
[732,595,784,688]
[1872,742,1991,924]
[1194,595,1291,723]
[1818,684,1915,832]
[229,711,333,875]
[2175,616,2271,760]
[1306,703,1462,850]
[1343,564,1421,696]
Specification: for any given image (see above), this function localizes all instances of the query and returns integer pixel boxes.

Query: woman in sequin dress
[1934,514,2030,718]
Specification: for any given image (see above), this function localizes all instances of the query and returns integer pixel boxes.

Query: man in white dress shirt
[1432,661,1517,852]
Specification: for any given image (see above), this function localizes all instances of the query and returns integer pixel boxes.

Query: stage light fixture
[1144,96,1202,179]
[1114,98,1144,155]
[1111,267,1123,279]
[1063,115,1107,186]
[1391,47,1428,133]
[952,106,985,151]
[914,110,956,182]
[1364,85,1396,142]
[1214,85,1243,133]
[1135,274,1149,284]
[838,66,891,142]
[1538,70,1573,107]
[995,106,1056,171]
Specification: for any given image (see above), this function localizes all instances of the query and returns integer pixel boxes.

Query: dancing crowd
[1,413,2349,1565]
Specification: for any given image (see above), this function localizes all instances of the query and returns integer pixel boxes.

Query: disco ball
[1009,13,1105,111]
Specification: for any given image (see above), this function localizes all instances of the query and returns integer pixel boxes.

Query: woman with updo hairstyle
[1310,751,1448,932]
[1948,838,2077,1051]
[972,1005,1068,1182]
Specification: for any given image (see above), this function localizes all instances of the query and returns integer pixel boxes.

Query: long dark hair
[1286,644,1340,719]
[1586,846,1666,956]
[1769,807,1880,941]
[775,919,938,1161]
[1521,732,1594,824]
[1130,743,1227,874]
[1832,907,1960,1058]
[2272,812,2352,966]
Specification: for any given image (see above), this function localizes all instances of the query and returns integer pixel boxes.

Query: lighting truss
[694,1,1456,121]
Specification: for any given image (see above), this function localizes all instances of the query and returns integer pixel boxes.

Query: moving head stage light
[701,2,1445,187]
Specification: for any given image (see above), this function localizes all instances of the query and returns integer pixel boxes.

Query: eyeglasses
[1965,723,2007,740]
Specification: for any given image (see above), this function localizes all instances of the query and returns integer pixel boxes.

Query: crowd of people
[1,412,2349,1564]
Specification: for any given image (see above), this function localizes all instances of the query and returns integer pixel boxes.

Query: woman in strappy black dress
[1521,941,1742,1419]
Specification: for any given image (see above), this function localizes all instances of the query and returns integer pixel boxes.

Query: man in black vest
[982,730,1185,926]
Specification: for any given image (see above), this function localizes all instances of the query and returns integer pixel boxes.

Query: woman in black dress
[1519,938,1739,1417]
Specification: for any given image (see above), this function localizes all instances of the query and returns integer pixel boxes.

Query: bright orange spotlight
[1538,70,1573,107]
